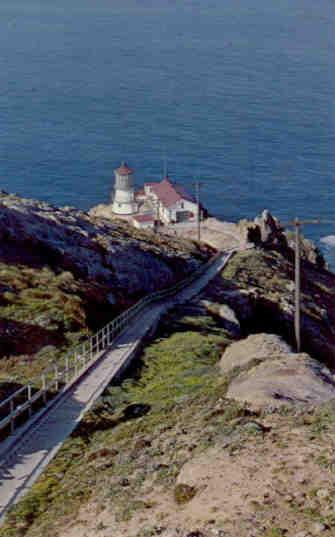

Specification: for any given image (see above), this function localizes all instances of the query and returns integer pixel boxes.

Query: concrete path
[0,251,231,521]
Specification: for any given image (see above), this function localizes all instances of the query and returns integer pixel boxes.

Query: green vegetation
[0,305,238,537]
[0,263,90,387]
[265,528,286,537]
[221,249,291,293]
[174,483,197,504]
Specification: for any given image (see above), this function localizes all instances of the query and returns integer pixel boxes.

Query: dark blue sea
[0,0,334,264]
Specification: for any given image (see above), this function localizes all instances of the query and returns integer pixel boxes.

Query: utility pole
[154,199,160,233]
[163,156,168,178]
[294,218,301,352]
[283,217,331,353]
[195,180,201,243]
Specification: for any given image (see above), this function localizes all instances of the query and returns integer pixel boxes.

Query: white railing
[0,252,223,437]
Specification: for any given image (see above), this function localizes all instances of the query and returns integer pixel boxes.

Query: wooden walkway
[0,251,232,521]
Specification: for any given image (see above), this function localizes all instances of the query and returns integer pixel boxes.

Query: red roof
[135,188,145,198]
[133,214,155,223]
[150,177,196,208]
[115,162,133,176]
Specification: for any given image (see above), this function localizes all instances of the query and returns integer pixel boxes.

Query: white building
[112,162,137,215]
[144,176,200,224]
[132,214,155,230]
[110,162,203,226]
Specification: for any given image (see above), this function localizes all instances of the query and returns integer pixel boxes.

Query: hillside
[2,232,335,537]
[0,192,211,395]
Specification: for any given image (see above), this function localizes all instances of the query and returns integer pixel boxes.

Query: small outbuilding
[132,214,156,230]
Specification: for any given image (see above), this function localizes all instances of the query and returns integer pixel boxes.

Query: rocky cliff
[0,192,210,298]
[0,192,211,387]
[1,202,335,537]
[204,246,335,367]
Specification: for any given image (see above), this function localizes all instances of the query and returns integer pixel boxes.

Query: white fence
[0,253,222,437]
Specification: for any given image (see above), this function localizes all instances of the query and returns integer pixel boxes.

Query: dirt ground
[60,409,335,537]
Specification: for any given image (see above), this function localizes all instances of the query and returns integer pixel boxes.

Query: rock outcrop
[219,333,291,375]
[239,209,326,268]
[242,209,288,250]
[221,333,335,408]
[0,192,210,307]
[214,247,335,366]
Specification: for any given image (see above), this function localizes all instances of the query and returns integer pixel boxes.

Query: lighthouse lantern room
[112,162,137,215]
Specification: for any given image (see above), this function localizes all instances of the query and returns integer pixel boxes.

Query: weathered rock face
[219,333,291,375]
[216,248,335,367]
[0,192,210,305]
[287,234,326,269]
[237,210,287,250]
[199,299,241,337]
[221,333,335,408]
[239,209,326,269]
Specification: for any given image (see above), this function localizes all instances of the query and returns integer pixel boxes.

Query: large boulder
[200,300,241,336]
[219,333,291,375]
[238,210,288,250]
[220,334,335,408]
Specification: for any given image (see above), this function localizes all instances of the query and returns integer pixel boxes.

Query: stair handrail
[0,250,226,435]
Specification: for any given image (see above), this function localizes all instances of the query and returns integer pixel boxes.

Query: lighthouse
[112,162,137,215]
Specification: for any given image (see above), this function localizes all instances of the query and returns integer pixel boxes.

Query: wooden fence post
[65,356,69,384]
[54,364,59,391]
[42,374,47,404]
[90,336,93,361]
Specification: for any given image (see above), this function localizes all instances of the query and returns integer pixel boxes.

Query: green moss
[265,529,286,537]
[0,303,233,537]
[173,483,197,504]
[0,262,91,384]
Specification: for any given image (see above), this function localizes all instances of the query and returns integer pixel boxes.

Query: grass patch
[174,483,197,504]
[0,305,233,537]
[0,263,91,385]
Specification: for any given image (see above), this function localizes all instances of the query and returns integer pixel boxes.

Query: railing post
[10,399,15,434]
[65,356,69,384]
[27,384,32,417]
[54,364,59,391]
[42,374,47,404]
[74,354,79,377]
[82,342,88,364]
[90,336,93,361]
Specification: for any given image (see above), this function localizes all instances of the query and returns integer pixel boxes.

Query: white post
[65,356,69,384]
[42,374,47,404]
[82,342,87,363]
[90,336,93,360]
[54,364,59,391]
[74,354,79,377]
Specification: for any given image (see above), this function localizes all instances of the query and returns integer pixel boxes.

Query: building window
[181,202,184,209]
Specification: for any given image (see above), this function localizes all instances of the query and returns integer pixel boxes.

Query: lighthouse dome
[112,161,137,215]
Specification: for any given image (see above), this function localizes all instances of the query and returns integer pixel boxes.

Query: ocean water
[0,0,334,264]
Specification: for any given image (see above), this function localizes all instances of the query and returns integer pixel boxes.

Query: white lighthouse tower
[112,162,137,215]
